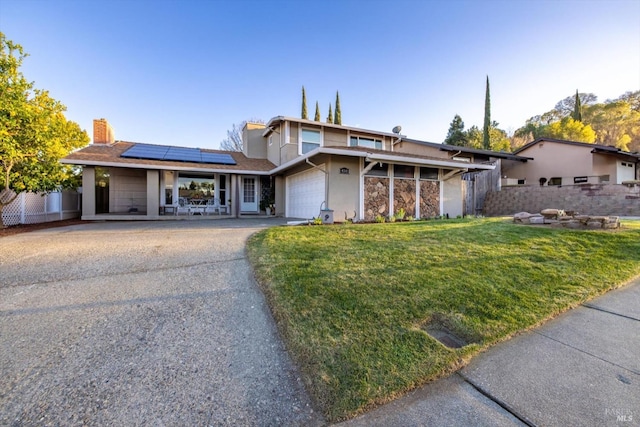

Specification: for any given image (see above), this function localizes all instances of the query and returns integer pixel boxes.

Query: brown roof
[334,146,489,165]
[62,141,275,173]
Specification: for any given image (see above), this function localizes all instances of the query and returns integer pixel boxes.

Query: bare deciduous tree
[220,119,264,151]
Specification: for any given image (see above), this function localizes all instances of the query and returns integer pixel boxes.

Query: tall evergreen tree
[314,101,321,121]
[301,86,308,119]
[572,89,582,122]
[444,114,467,146]
[327,103,333,124]
[334,91,342,125]
[482,76,491,149]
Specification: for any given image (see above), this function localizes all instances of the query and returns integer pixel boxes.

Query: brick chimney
[93,118,115,144]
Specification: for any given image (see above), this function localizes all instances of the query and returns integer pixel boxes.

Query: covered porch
[80,166,269,220]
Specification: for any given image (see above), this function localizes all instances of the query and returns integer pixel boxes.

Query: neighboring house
[62,117,524,222]
[501,138,640,186]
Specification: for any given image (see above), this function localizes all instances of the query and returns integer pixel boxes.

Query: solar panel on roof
[121,144,237,165]
[165,147,202,162]
[121,144,169,160]
[201,152,236,165]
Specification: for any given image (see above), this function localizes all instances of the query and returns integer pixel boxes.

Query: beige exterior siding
[280,122,299,164]
[111,168,147,213]
[323,128,347,147]
[508,140,637,185]
[392,141,450,159]
[327,156,359,221]
[242,123,267,159]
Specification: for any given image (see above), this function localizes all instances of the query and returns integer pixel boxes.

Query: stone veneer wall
[394,179,416,217]
[420,181,440,218]
[364,177,390,221]
[483,184,640,216]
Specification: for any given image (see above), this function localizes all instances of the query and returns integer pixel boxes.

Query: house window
[548,177,562,186]
[301,129,321,154]
[219,174,227,205]
[268,135,273,146]
[178,174,215,200]
[364,161,388,177]
[394,164,415,178]
[420,167,439,180]
[350,136,382,150]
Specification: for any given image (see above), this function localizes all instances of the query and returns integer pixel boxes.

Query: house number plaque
[340,167,350,175]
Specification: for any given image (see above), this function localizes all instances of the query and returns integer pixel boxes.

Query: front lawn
[247,218,640,421]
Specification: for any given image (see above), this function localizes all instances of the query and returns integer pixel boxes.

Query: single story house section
[62,117,517,222]
[502,137,640,186]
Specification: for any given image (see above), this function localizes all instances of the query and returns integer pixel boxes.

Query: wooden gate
[462,159,501,216]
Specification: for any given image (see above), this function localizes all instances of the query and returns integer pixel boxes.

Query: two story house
[62,117,513,222]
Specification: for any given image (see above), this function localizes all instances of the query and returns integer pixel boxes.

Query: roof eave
[60,158,272,175]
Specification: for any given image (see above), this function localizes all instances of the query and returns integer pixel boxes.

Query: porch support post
[173,172,179,205]
[82,167,96,217]
[159,171,166,206]
[146,170,159,217]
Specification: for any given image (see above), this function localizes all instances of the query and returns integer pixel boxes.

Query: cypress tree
[482,76,491,150]
[314,101,321,121]
[301,86,308,119]
[334,91,342,125]
[572,90,582,122]
[327,103,333,124]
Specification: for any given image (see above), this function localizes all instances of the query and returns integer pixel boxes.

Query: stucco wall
[483,184,640,216]
[327,156,359,221]
[509,141,620,185]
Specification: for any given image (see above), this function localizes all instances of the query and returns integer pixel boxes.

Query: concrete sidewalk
[339,280,640,427]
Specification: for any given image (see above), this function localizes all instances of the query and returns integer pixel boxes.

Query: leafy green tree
[572,90,582,122]
[464,125,483,149]
[482,76,491,149]
[585,101,640,151]
[539,117,596,143]
[444,114,467,146]
[314,101,321,121]
[334,91,342,125]
[0,32,89,227]
[327,103,333,124]
[616,90,640,112]
[301,86,308,119]
[487,124,511,152]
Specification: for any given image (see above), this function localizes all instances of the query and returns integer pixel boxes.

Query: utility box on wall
[320,209,334,224]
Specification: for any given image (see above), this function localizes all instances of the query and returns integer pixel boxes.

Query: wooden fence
[462,159,501,216]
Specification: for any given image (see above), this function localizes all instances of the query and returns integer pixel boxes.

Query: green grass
[247,218,640,421]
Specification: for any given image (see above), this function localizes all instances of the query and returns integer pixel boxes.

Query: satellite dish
[392,125,402,134]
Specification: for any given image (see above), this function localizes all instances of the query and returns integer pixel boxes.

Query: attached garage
[286,167,326,219]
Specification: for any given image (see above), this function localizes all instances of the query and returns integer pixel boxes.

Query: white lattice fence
[1,190,80,226]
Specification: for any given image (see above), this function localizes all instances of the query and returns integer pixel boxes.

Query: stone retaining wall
[484,184,640,217]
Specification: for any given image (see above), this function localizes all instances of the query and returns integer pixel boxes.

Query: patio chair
[205,198,220,215]
[177,197,190,215]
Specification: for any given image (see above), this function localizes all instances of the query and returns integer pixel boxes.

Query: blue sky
[2,0,639,149]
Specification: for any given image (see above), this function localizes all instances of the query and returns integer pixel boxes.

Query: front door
[240,176,258,212]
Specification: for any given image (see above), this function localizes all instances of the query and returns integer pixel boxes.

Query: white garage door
[286,167,326,219]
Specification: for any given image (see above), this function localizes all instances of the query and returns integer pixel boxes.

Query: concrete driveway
[0,219,323,426]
